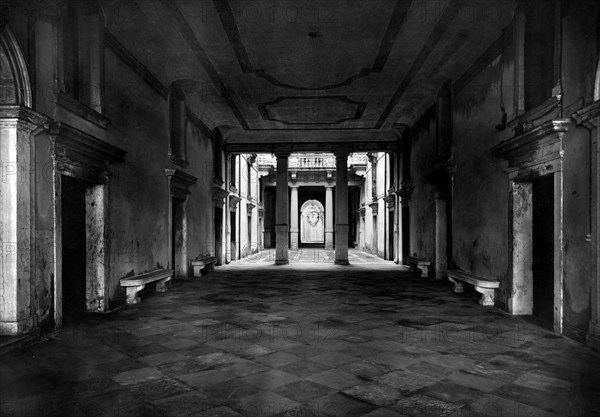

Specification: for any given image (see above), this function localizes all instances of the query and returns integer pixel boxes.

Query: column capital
[334,151,350,159]
[290,185,299,191]
[325,184,334,190]
[274,152,291,159]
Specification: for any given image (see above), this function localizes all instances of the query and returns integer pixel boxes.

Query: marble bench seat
[120,269,173,305]
[191,256,217,277]
[405,256,431,278]
[447,269,499,307]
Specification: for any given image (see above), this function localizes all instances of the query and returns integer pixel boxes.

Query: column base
[290,229,299,250]
[325,231,334,250]
[0,316,36,336]
[275,224,289,265]
[334,259,349,265]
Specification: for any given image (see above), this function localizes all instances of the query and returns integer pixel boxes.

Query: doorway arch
[300,199,325,244]
[0,25,32,106]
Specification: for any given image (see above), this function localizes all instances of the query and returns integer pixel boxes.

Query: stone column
[335,152,349,265]
[275,153,289,265]
[325,185,334,249]
[290,186,299,249]
[0,106,48,335]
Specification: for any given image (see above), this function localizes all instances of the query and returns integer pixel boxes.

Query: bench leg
[156,278,170,292]
[192,264,204,277]
[126,285,145,304]
[475,287,495,307]
[448,277,464,293]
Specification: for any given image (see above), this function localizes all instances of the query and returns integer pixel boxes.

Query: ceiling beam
[222,129,401,153]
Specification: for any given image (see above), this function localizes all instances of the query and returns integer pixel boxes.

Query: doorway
[532,175,555,325]
[171,197,186,278]
[402,206,410,259]
[388,210,395,261]
[61,176,87,322]
[230,211,237,260]
[215,207,223,265]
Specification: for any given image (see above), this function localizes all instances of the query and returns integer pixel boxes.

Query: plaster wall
[451,48,514,308]
[558,0,599,340]
[103,48,171,302]
[409,119,436,260]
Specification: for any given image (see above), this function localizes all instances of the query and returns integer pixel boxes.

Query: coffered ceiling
[102,0,517,145]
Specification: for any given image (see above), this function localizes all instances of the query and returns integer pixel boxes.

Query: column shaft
[0,107,46,335]
[290,186,299,249]
[325,186,334,249]
[335,153,349,264]
[275,154,289,264]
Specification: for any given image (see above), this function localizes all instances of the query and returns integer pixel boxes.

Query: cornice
[491,119,570,161]
[572,100,600,129]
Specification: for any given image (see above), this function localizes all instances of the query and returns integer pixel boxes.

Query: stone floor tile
[512,370,577,392]
[447,370,507,393]
[418,380,487,405]
[194,352,244,368]
[374,369,439,392]
[240,369,301,390]
[493,383,590,416]
[308,351,359,368]
[390,394,462,417]
[151,391,214,417]
[342,382,403,407]
[279,359,331,378]
[361,407,407,417]
[255,351,302,368]
[235,391,300,417]
[273,380,336,403]
[176,368,239,388]
[201,378,262,403]
[308,393,378,417]
[306,369,365,390]
[77,390,143,417]
[406,361,454,379]
[468,394,563,417]
[111,367,165,386]
[128,377,193,400]
[198,406,245,416]
[138,351,189,367]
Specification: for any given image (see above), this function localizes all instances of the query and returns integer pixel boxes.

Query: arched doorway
[300,199,325,244]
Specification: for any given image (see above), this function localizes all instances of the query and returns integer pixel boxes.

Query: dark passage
[172,198,185,278]
[61,176,87,321]
[532,175,555,326]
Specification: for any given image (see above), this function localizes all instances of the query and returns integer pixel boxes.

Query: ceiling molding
[213,0,413,91]
[105,31,169,99]
[375,0,464,128]
[258,96,367,126]
[159,0,249,129]
[453,25,512,94]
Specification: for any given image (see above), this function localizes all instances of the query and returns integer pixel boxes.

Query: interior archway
[0,25,32,107]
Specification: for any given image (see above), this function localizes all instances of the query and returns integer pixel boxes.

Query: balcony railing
[257,153,367,170]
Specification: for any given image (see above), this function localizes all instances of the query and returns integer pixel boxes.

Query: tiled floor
[1,249,599,417]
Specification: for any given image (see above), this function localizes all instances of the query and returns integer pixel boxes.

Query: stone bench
[120,269,173,305]
[447,269,499,307]
[405,256,431,278]
[191,255,217,277]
